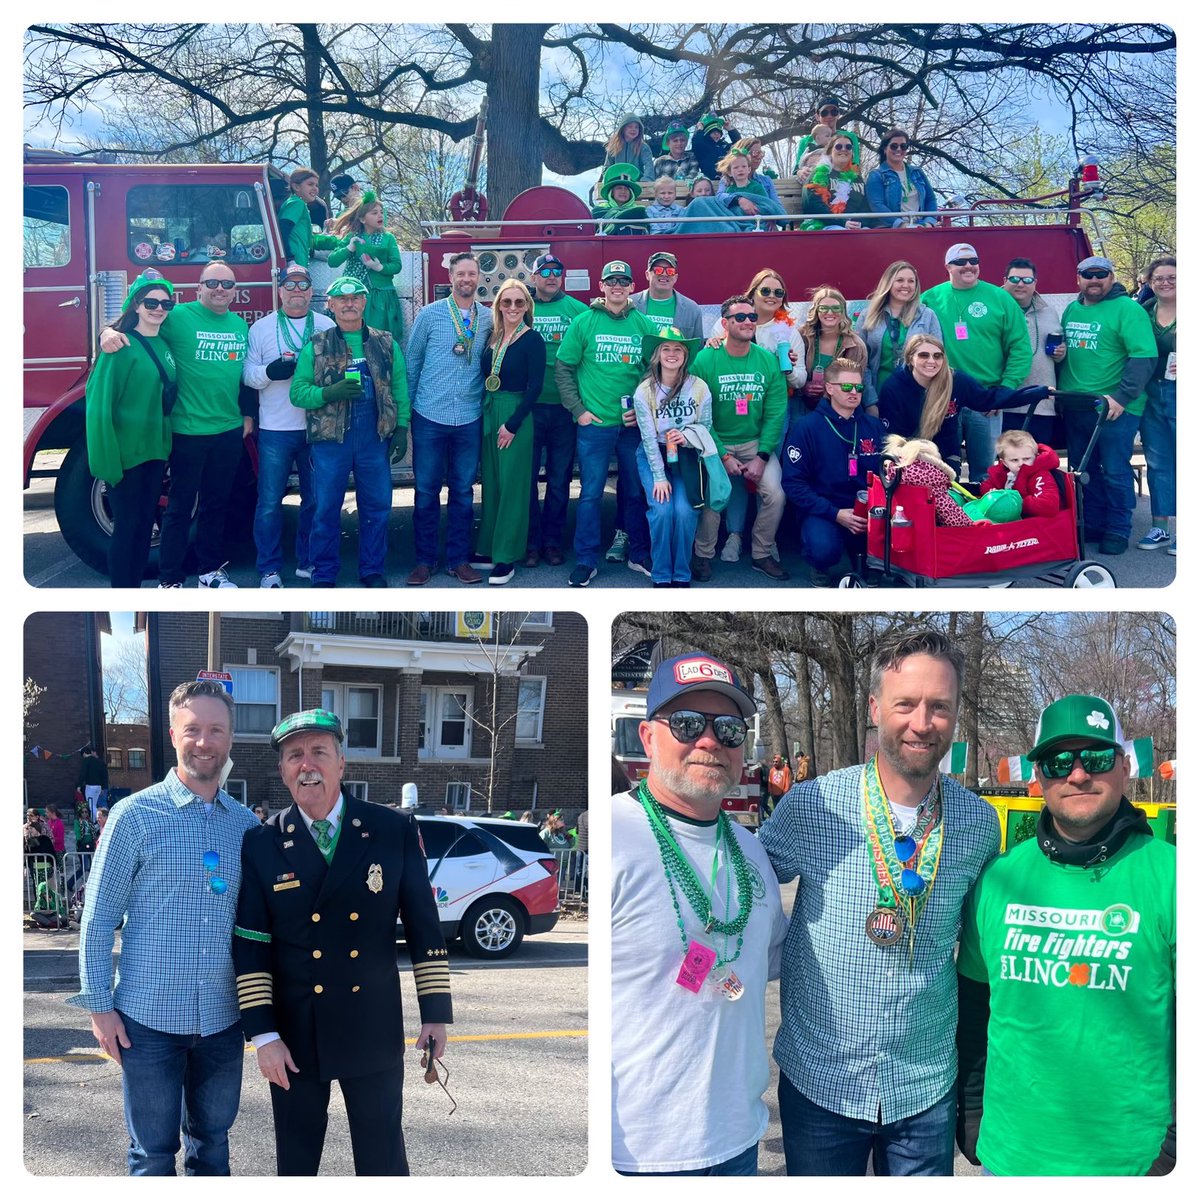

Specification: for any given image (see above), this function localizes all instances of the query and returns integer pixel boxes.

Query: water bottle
[891,504,914,554]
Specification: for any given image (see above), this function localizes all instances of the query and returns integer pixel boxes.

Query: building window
[419,687,473,760]
[126,184,266,268]
[519,611,553,630]
[106,749,123,770]
[516,677,547,744]
[446,782,472,811]
[321,683,382,756]
[24,185,71,268]
[227,666,279,737]
[344,781,368,802]
[127,748,146,770]
[225,779,248,805]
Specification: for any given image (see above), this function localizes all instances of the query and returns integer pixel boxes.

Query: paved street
[24,920,587,1176]
[24,457,1173,589]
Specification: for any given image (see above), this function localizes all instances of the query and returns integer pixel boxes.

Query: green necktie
[312,819,333,854]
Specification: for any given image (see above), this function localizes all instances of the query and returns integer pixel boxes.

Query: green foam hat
[121,271,175,314]
[326,275,369,297]
[661,120,689,153]
[270,708,345,750]
[642,325,702,364]
[700,113,726,134]
[599,163,642,203]
[1027,695,1125,760]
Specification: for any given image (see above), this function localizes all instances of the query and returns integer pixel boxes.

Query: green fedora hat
[1027,694,1125,760]
[642,324,702,364]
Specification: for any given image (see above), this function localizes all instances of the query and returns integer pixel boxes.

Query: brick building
[103,722,153,794]
[23,613,108,809]
[145,611,587,820]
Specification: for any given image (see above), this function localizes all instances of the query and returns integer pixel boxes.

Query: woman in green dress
[327,191,405,340]
[278,168,320,267]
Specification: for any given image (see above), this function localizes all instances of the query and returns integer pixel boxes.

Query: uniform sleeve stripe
[239,997,274,1009]
[236,973,273,985]
[412,963,451,975]
[234,926,272,943]
[238,992,274,1005]
[415,982,453,992]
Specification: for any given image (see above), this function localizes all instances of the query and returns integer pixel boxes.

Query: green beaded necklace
[637,779,752,969]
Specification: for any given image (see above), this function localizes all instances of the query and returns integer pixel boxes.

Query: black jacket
[233,794,452,1082]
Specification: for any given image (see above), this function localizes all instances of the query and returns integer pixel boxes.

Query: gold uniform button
[350,950,359,958]
[314,985,324,994]
[312,950,322,959]
[349,912,359,921]
[352,986,360,993]
[311,913,321,923]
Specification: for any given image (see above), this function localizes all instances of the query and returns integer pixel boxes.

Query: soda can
[854,490,869,518]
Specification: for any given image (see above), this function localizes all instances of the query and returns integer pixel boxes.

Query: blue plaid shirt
[405,297,493,426]
[758,765,1000,1122]
[67,770,260,1035]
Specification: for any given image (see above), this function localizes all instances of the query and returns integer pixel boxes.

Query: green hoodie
[921,279,1032,389]
[690,341,788,456]
[553,300,656,425]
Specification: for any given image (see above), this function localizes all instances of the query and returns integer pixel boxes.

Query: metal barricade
[23,851,94,921]
[555,849,588,909]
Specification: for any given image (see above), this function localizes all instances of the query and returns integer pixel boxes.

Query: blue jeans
[527,404,577,551]
[1064,405,1139,538]
[1140,379,1176,518]
[308,399,392,584]
[411,409,481,567]
[573,421,649,568]
[636,445,699,583]
[778,1073,956,1176]
[117,1012,243,1176]
[800,514,863,572]
[961,407,1002,483]
[618,1142,759,1176]
[254,427,314,575]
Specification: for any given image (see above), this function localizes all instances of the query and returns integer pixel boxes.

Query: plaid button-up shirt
[67,771,260,1036]
[758,765,1000,1122]
[406,297,493,426]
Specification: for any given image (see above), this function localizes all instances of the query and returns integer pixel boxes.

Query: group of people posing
[612,632,1175,1176]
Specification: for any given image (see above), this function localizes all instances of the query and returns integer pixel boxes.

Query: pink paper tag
[955,322,969,341]
[676,940,718,993]
[735,396,750,415]
[847,455,858,477]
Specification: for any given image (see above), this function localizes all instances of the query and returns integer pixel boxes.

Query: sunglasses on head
[832,382,864,393]
[1036,747,1118,779]
[654,710,749,748]
[139,297,175,311]
[201,278,237,290]
[1006,275,1035,285]
[651,265,678,277]
[604,276,633,287]
[950,258,979,267]
[536,266,563,277]
[757,286,786,299]
[727,311,758,323]
[1079,269,1111,280]
[202,849,228,895]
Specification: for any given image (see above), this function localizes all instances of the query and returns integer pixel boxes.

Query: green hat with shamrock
[661,120,689,153]
[1027,695,1126,760]
[326,275,369,297]
[599,163,642,203]
[121,270,175,313]
[641,324,702,364]
[270,708,345,750]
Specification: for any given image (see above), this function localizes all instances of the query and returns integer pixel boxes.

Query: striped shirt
[67,770,260,1035]
[405,298,493,426]
[758,765,1000,1122]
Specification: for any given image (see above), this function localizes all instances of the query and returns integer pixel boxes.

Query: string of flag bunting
[26,745,90,762]
[938,739,1173,783]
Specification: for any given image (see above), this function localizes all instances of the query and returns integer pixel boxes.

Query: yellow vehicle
[980,786,1176,853]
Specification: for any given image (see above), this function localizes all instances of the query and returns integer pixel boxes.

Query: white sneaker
[294,565,313,580]
[198,565,239,589]
[260,572,283,589]
[720,532,742,563]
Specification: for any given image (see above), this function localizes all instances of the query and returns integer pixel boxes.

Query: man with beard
[232,709,452,1175]
[68,680,259,1174]
[611,654,786,1175]
[758,629,999,1176]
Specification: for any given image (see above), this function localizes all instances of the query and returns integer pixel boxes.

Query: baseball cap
[270,708,345,750]
[281,264,312,283]
[646,653,756,720]
[1027,695,1125,760]
[533,252,564,272]
[1076,255,1115,273]
[647,251,678,269]
[326,275,369,297]
[601,260,633,281]
[945,243,979,264]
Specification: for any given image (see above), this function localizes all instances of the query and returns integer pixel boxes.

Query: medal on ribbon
[484,326,524,395]
[447,298,476,362]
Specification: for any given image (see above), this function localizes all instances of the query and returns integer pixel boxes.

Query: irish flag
[997,755,1034,783]
[939,742,967,774]
[1122,737,1154,778]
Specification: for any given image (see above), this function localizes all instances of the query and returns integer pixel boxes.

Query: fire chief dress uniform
[233,793,452,1175]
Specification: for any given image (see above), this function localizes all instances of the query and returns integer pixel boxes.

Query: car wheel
[460,897,524,959]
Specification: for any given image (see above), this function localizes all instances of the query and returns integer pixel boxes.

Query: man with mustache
[758,629,1000,1176]
[68,680,258,1174]
[232,709,452,1175]
[611,654,786,1175]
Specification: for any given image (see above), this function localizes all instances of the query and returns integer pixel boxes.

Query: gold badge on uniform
[367,863,383,893]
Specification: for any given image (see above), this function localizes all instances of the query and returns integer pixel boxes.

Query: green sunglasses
[1036,747,1118,779]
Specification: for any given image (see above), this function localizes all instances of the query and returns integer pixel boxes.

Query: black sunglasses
[819,107,840,117]
[757,286,786,299]
[1079,269,1112,280]
[281,280,312,291]
[727,312,759,323]
[654,710,749,749]
[201,279,237,290]
[139,297,175,311]
[888,142,909,152]
[1006,275,1035,285]
[604,276,633,287]
[950,258,980,267]
[1036,748,1118,779]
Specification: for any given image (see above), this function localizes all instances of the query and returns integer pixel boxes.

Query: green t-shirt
[555,303,657,425]
[690,341,788,456]
[532,293,589,405]
[643,295,678,333]
[921,280,1032,389]
[159,301,248,436]
[1058,293,1159,416]
[958,833,1175,1176]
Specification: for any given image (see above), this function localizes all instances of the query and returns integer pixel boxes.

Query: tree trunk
[485,25,549,215]
[793,620,816,767]
[300,25,329,188]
